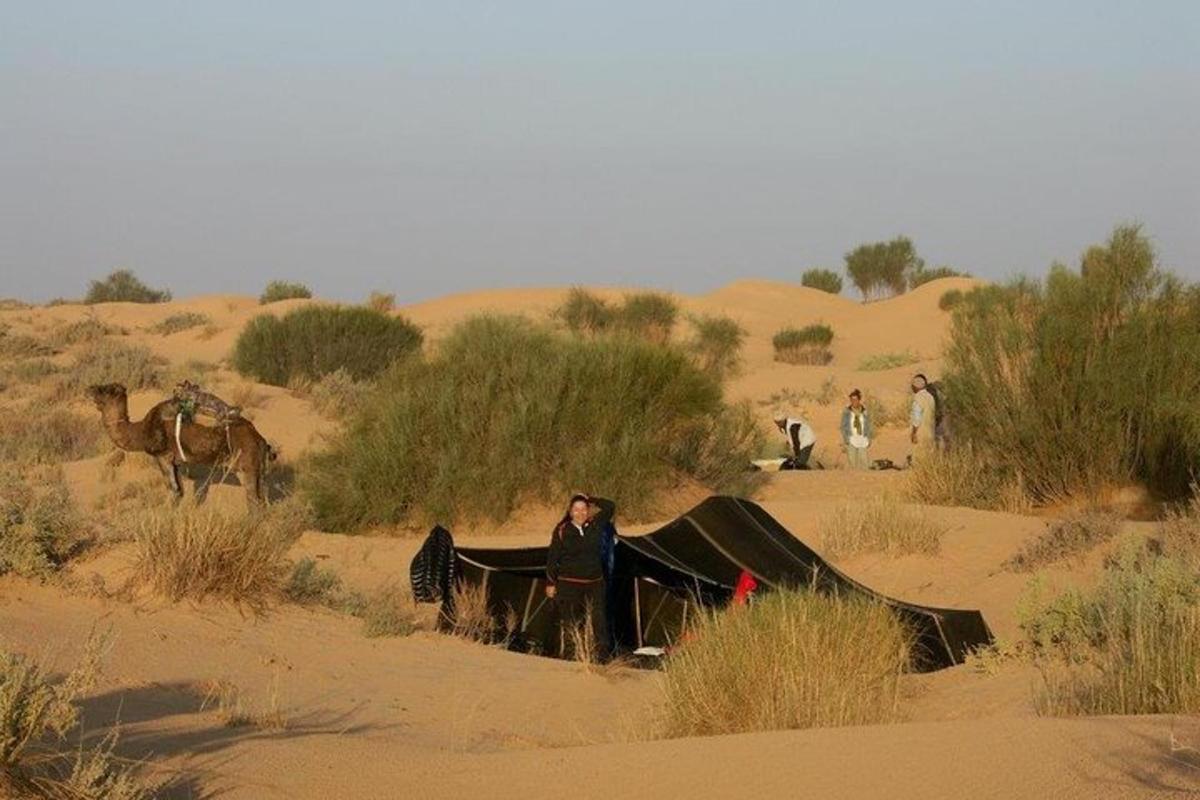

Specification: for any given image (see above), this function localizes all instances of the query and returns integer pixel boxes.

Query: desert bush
[819,495,945,558]
[147,311,210,336]
[1004,510,1121,572]
[909,265,967,289]
[283,558,342,605]
[657,589,910,737]
[0,406,102,464]
[0,467,87,579]
[944,224,1200,504]
[1,359,60,386]
[800,268,843,294]
[0,298,30,311]
[556,288,615,335]
[130,499,309,609]
[0,331,50,360]
[366,291,395,313]
[300,368,371,419]
[1159,487,1200,568]
[361,584,422,638]
[258,280,312,304]
[47,317,122,348]
[687,314,745,378]
[162,359,217,391]
[845,237,922,300]
[84,269,170,304]
[905,448,1030,513]
[233,305,423,387]
[1021,539,1200,715]
[62,341,164,394]
[615,292,678,342]
[447,582,495,643]
[302,315,763,530]
[857,351,920,371]
[862,393,908,429]
[772,324,834,365]
[938,288,964,311]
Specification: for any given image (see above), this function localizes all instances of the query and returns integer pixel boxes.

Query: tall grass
[773,324,834,365]
[366,290,395,313]
[130,499,308,609]
[556,288,614,335]
[302,315,764,529]
[233,305,423,386]
[944,224,1200,504]
[258,280,312,304]
[84,269,170,304]
[657,589,910,737]
[800,268,843,294]
[0,407,102,464]
[1021,538,1200,715]
[905,448,1030,513]
[614,292,678,342]
[686,314,745,378]
[819,495,945,558]
[0,467,88,579]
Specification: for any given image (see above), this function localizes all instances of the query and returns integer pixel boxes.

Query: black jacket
[546,497,615,584]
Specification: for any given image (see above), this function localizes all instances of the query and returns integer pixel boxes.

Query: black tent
[414,496,992,671]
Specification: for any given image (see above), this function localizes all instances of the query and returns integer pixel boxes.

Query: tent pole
[634,579,643,649]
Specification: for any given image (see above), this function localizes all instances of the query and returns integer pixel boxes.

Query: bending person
[545,493,615,660]
[773,412,816,469]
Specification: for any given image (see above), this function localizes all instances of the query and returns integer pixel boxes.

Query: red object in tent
[732,570,758,606]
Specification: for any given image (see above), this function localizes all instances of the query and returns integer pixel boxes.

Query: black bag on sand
[410,525,456,604]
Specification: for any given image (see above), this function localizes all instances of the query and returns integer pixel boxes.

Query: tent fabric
[415,496,993,671]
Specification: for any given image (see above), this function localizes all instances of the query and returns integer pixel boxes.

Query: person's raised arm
[590,496,616,528]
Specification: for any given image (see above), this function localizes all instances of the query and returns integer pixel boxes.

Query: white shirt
[785,418,816,449]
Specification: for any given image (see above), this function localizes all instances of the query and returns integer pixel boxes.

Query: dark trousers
[782,444,813,470]
[554,580,609,661]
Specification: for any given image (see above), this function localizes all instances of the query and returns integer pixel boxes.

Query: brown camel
[87,383,276,505]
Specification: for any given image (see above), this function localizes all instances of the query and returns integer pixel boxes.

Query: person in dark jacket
[546,493,615,660]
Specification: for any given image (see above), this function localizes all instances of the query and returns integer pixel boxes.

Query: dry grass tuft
[295,368,370,419]
[857,351,920,371]
[361,584,422,638]
[0,466,89,579]
[448,582,494,643]
[146,312,210,336]
[227,382,269,411]
[819,495,946,558]
[129,498,308,609]
[1004,510,1121,572]
[905,447,1031,513]
[61,341,164,395]
[201,673,288,731]
[0,406,103,464]
[657,589,911,737]
[47,317,124,349]
[366,291,395,313]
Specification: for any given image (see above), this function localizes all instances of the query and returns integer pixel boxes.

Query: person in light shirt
[840,389,873,470]
[773,412,816,469]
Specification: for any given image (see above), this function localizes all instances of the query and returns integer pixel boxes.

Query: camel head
[87,382,129,412]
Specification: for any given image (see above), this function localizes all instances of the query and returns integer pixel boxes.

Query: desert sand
[2,279,1198,799]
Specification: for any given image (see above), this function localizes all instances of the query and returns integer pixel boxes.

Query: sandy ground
[3,279,1198,799]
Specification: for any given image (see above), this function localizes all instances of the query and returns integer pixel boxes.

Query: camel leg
[155,455,183,500]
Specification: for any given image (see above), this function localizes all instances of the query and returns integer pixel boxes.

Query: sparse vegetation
[938,288,964,310]
[910,265,968,289]
[0,330,50,360]
[800,268,843,294]
[1004,510,1121,572]
[0,467,88,579]
[857,351,920,371]
[233,305,423,386]
[84,269,171,304]
[944,224,1200,505]
[147,311,210,336]
[259,280,312,304]
[130,499,309,610]
[687,314,745,378]
[772,324,834,365]
[613,292,678,342]
[366,291,395,313]
[0,406,102,464]
[62,340,164,394]
[819,495,946,558]
[47,316,122,348]
[657,589,910,737]
[1021,538,1200,716]
[283,557,343,605]
[905,448,1030,513]
[556,288,615,335]
[302,315,764,530]
[361,584,422,638]
[845,237,922,300]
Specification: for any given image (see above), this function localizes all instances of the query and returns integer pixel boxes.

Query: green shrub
[556,288,615,335]
[84,269,171,304]
[147,311,210,336]
[819,495,945,558]
[259,280,313,304]
[905,448,1030,513]
[0,406,102,463]
[233,305,423,386]
[1021,539,1200,715]
[657,589,910,736]
[845,237,922,299]
[366,290,395,313]
[910,265,967,289]
[772,324,834,365]
[284,557,343,605]
[800,268,843,294]
[944,224,1200,504]
[938,288,964,310]
[615,292,678,341]
[62,340,165,393]
[0,467,87,579]
[857,351,919,371]
[1004,510,1121,572]
[687,314,745,378]
[361,584,422,638]
[302,315,764,530]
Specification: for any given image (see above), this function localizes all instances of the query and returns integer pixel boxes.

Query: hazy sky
[2,2,1197,303]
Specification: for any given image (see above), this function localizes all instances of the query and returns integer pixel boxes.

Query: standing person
[840,389,873,470]
[545,493,615,660]
[773,412,816,469]
[909,374,937,464]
